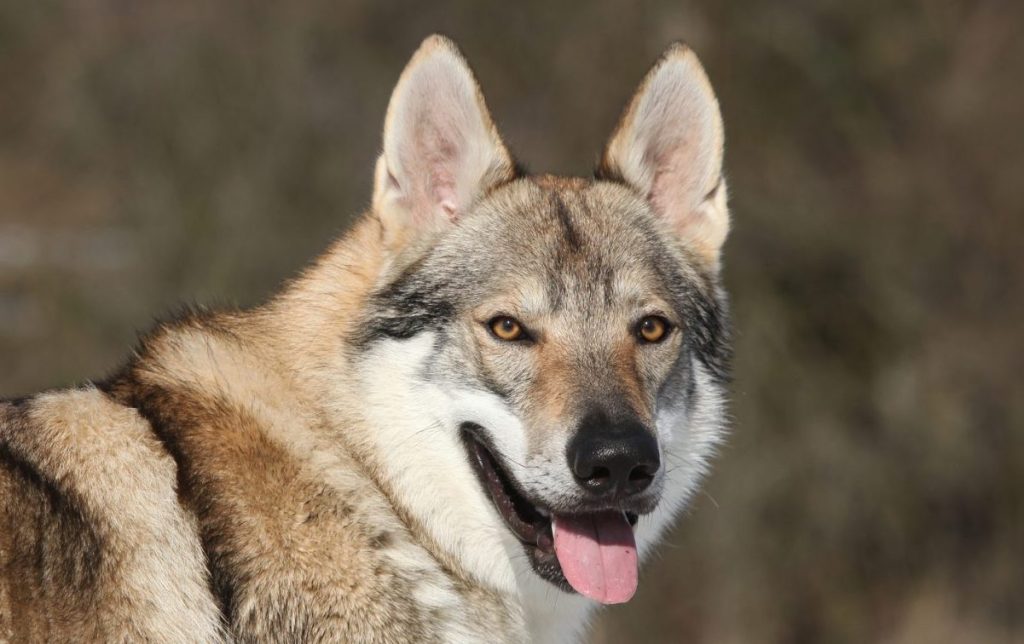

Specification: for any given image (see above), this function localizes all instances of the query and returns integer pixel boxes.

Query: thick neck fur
[163,208,723,643]
[250,213,599,641]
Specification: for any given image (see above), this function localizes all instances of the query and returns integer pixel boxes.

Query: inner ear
[600,44,728,267]
[373,35,516,245]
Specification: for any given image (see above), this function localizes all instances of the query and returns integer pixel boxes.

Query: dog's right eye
[488,316,526,342]
[636,315,671,343]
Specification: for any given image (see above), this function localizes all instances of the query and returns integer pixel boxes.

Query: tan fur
[1,36,730,644]
[2,252,525,641]
[1,389,224,642]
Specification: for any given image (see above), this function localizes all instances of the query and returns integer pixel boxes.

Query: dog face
[359,36,730,604]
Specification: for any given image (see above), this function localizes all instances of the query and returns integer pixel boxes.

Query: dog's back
[0,387,223,641]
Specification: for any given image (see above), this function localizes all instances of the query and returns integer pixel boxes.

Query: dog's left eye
[488,316,527,342]
[636,316,671,343]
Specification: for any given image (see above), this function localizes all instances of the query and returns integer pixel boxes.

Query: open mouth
[461,425,641,604]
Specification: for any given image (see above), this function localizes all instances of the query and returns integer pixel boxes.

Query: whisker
[393,421,444,449]
[702,490,720,509]
[484,442,541,471]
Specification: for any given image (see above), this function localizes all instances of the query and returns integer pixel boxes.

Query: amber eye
[489,316,525,341]
[637,316,670,343]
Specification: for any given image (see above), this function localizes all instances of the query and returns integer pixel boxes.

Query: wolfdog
[0,35,730,643]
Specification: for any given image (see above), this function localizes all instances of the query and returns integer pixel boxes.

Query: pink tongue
[552,511,638,604]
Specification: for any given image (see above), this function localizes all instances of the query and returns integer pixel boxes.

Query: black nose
[567,414,660,499]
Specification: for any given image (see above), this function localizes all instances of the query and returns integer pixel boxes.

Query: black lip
[460,424,641,592]
[462,426,554,553]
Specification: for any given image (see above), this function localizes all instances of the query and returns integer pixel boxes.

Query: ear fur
[373,35,515,249]
[600,44,728,267]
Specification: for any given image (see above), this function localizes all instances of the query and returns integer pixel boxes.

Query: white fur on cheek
[448,389,528,466]
[357,337,604,642]
[355,334,517,594]
[449,386,610,643]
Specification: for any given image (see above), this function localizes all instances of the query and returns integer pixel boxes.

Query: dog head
[356,36,730,605]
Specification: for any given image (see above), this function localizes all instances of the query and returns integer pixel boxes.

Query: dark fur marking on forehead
[551,193,582,252]
[599,263,616,307]
[544,191,599,311]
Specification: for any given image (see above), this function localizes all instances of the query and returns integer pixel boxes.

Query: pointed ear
[600,44,728,267]
[373,35,515,247]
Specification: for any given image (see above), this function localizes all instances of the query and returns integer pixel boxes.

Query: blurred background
[1,1,1021,641]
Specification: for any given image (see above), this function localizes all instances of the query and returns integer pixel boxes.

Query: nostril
[628,465,654,483]
[576,465,612,489]
[626,464,656,493]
